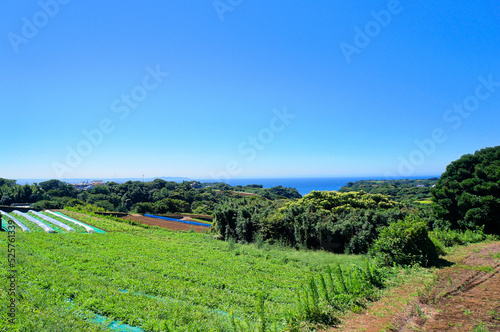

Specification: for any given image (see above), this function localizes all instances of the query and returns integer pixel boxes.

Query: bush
[370,216,439,267]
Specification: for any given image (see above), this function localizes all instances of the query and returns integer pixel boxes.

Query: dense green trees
[432,146,500,234]
[339,178,438,202]
[213,191,408,253]
[0,178,301,216]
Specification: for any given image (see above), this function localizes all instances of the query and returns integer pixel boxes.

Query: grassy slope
[0,211,370,331]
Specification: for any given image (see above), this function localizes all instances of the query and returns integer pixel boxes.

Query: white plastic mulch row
[29,210,75,233]
[45,210,95,234]
[13,210,55,233]
[0,210,30,232]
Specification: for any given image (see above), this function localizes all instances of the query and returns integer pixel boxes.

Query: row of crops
[0,210,104,234]
[0,209,388,331]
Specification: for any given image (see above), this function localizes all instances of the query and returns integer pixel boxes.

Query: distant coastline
[15,175,440,196]
[195,176,440,196]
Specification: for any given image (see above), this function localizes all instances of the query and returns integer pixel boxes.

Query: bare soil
[336,242,500,332]
[123,214,211,233]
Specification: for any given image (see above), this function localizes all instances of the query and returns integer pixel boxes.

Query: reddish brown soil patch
[124,214,210,233]
[334,242,500,332]
[416,242,500,332]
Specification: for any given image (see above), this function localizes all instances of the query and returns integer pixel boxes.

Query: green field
[0,211,373,331]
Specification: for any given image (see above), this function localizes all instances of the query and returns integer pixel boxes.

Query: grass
[473,321,491,332]
[0,210,377,331]
[415,200,433,204]
[458,264,494,273]
[429,228,498,249]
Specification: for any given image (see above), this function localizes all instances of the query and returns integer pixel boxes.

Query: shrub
[370,216,439,267]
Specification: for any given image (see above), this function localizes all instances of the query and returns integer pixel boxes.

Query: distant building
[191,182,202,189]
[11,203,31,208]
[73,182,94,190]
[416,184,425,188]
[91,180,105,186]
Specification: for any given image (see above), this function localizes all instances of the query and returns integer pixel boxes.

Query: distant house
[91,180,105,186]
[190,182,202,189]
[416,184,425,188]
[73,182,94,191]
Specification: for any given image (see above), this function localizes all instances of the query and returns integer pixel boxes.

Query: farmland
[0,210,376,331]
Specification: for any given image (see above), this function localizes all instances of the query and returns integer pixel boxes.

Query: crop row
[63,209,148,232]
[0,219,372,331]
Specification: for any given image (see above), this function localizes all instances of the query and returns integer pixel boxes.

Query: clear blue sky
[1,0,499,180]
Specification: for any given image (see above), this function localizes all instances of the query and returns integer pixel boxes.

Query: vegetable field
[0,210,376,331]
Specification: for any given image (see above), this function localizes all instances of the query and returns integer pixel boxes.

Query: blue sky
[1,0,499,180]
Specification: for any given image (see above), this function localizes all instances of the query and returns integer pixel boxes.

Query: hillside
[1,210,374,331]
[339,178,439,203]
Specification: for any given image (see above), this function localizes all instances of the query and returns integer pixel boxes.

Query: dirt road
[338,242,500,331]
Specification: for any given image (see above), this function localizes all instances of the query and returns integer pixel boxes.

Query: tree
[39,179,67,192]
[432,146,500,234]
[0,178,16,187]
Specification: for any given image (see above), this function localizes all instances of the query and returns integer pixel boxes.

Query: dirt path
[336,242,500,332]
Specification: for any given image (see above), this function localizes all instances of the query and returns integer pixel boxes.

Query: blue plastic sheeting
[0,220,8,231]
[66,299,144,332]
[145,214,211,228]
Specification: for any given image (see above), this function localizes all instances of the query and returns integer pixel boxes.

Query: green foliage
[339,178,438,203]
[214,191,405,254]
[0,178,17,187]
[332,208,408,254]
[205,182,302,200]
[213,198,279,242]
[429,227,499,248]
[0,221,372,331]
[283,190,400,214]
[295,262,388,325]
[370,216,439,267]
[153,198,191,214]
[432,146,500,234]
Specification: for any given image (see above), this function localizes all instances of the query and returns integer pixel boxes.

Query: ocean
[195,176,440,196]
[16,176,440,196]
